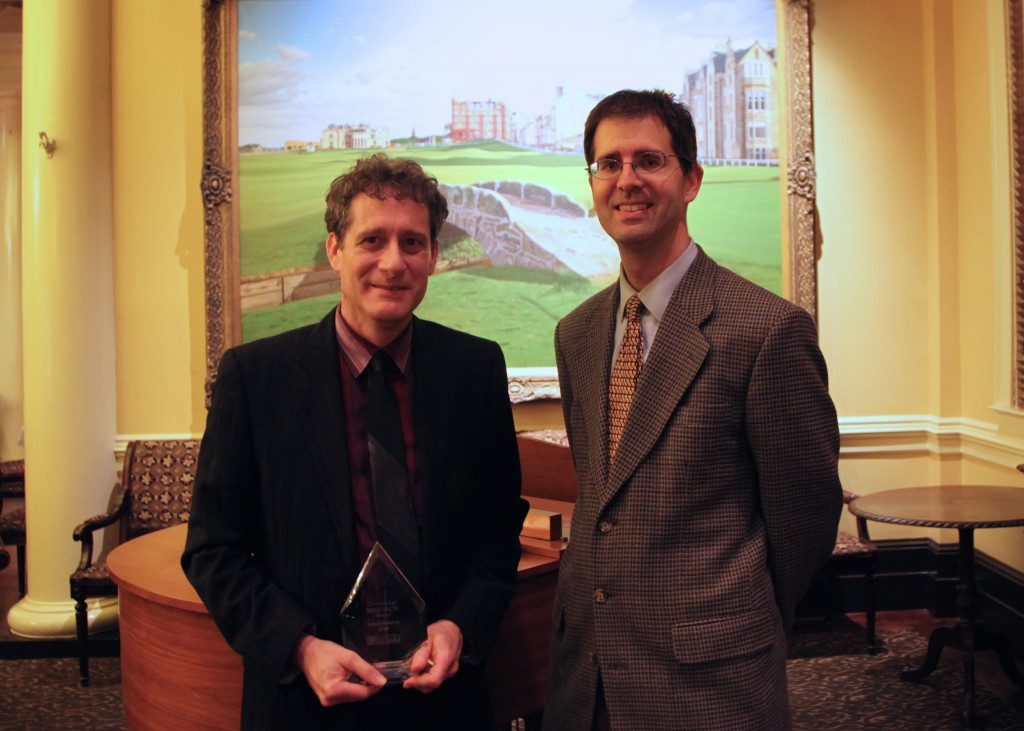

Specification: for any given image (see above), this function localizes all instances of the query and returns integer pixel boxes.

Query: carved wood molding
[202,0,237,407]
[507,373,561,404]
[1011,0,1024,408]
[785,0,818,319]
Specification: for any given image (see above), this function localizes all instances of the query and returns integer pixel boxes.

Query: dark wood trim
[976,549,1024,657]
[0,631,118,660]
[5,541,1021,661]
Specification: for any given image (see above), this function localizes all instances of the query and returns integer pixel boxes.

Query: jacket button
[593,588,607,603]
[599,520,613,533]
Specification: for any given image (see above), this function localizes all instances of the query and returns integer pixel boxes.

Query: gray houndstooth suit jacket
[544,246,843,731]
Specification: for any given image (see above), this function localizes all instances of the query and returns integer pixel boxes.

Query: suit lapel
[570,286,618,484]
[296,310,361,578]
[600,248,716,510]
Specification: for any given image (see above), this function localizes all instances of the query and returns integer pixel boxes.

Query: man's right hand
[293,634,387,706]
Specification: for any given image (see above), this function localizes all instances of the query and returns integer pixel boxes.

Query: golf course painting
[236,0,783,369]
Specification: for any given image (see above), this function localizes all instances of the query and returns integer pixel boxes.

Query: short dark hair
[583,89,698,173]
[324,153,449,241]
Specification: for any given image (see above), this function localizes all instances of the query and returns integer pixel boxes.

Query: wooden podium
[107,524,242,730]
[108,524,566,729]
[107,434,576,729]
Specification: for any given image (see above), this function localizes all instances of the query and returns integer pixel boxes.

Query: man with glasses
[543,89,842,730]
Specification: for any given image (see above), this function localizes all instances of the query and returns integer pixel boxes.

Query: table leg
[900,529,982,728]
[900,624,954,682]
[975,626,1024,688]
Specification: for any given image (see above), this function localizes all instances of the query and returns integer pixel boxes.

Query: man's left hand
[403,619,462,693]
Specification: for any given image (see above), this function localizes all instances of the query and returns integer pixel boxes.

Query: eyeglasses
[587,151,683,180]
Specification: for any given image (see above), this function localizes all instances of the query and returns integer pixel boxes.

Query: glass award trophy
[340,542,427,685]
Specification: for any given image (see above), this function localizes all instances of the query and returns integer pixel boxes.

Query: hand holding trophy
[340,542,427,685]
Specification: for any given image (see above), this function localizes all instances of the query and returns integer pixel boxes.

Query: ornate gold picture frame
[201,0,819,404]
[1011,0,1024,408]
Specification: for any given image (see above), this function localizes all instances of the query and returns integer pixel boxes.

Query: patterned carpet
[788,626,1024,730]
[0,628,1020,729]
[0,656,123,729]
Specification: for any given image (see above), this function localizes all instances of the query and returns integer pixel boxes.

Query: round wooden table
[850,486,1024,728]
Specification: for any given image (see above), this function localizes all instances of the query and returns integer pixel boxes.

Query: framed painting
[202,0,818,403]
[1012,0,1024,408]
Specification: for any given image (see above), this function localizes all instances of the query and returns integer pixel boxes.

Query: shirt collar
[333,306,413,377]
[616,239,699,325]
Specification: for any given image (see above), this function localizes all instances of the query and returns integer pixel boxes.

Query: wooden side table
[850,485,1024,728]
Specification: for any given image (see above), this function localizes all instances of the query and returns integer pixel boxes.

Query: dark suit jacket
[544,247,842,731]
[182,310,527,730]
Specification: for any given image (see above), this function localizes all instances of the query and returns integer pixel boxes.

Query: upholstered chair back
[123,439,199,540]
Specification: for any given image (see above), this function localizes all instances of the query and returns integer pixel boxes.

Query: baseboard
[797,539,1024,660]
[976,550,1024,654]
[6,542,1023,662]
[0,629,119,660]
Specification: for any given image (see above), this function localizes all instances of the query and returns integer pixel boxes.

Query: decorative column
[8,0,117,637]
[0,0,22,463]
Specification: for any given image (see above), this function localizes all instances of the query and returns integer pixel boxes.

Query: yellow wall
[946,0,1022,567]
[112,2,206,437]
[815,0,1024,567]
[108,1,1024,569]
[816,0,935,418]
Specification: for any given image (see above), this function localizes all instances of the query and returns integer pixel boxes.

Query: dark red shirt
[334,307,422,565]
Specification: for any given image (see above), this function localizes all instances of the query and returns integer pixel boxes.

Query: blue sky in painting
[238,0,777,148]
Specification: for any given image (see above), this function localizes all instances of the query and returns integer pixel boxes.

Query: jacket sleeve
[745,306,843,630]
[181,348,316,684]
[554,320,576,452]
[440,341,528,661]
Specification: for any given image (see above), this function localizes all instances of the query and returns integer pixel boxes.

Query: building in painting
[537,87,601,153]
[450,99,509,143]
[320,123,388,150]
[681,40,779,164]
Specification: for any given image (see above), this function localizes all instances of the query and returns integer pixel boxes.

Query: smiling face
[589,115,703,282]
[327,192,438,346]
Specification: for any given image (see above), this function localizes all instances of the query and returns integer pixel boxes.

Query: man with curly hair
[184,153,527,730]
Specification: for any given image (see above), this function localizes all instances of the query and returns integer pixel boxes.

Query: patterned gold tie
[608,294,644,463]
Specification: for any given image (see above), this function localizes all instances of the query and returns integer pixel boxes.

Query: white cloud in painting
[276,44,310,62]
[675,0,776,40]
[237,0,778,147]
[238,43,314,145]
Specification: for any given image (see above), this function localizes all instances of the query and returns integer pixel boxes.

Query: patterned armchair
[0,458,25,595]
[70,438,199,686]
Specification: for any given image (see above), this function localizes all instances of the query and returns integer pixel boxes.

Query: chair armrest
[842,490,875,543]
[72,486,129,571]
[854,515,874,543]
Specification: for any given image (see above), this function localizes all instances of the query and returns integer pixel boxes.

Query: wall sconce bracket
[39,132,56,158]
